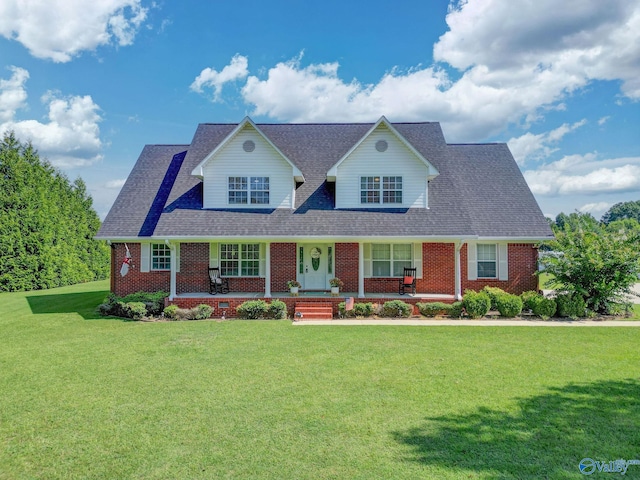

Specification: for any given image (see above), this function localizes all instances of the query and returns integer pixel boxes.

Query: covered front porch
[168,290,456,319]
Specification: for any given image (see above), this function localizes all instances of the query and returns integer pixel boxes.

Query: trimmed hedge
[449,302,464,318]
[236,299,288,319]
[382,300,413,318]
[99,291,168,319]
[416,302,452,317]
[462,290,491,319]
[338,302,374,318]
[482,286,507,310]
[494,293,523,318]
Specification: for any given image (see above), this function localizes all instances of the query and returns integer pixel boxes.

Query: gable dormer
[327,116,439,209]
[191,117,304,209]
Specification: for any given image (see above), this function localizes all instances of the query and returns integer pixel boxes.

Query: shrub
[99,291,168,318]
[338,302,374,318]
[462,290,491,319]
[555,293,586,319]
[191,304,213,320]
[494,293,523,318]
[520,291,539,312]
[163,304,179,320]
[122,301,147,320]
[416,302,453,317]
[532,296,557,319]
[449,302,464,318]
[267,300,288,319]
[482,286,507,310]
[236,300,269,319]
[382,300,412,318]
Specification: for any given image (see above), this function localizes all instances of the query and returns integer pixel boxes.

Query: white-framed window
[371,243,412,277]
[228,176,269,205]
[220,243,260,276]
[151,243,171,270]
[360,176,402,204]
[477,244,497,278]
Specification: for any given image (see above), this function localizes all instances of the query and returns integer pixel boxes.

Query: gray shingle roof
[97,122,553,240]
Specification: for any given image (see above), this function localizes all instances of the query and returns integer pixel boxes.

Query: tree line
[0,132,109,292]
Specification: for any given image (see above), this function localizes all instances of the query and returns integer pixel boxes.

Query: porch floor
[174,291,455,301]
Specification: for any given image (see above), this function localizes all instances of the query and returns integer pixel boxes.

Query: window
[151,243,171,270]
[477,244,497,278]
[372,244,412,277]
[228,176,269,205]
[360,176,402,204]
[220,243,260,276]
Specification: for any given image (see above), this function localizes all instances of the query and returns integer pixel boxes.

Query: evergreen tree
[0,132,109,291]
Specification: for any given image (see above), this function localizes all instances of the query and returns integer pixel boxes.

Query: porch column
[454,241,464,301]
[169,241,177,301]
[264,242,271,298]
[358,242,365,298]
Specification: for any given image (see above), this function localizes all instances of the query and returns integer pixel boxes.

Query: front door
[299,244,332,290]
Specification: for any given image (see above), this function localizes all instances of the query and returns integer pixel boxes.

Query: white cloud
[598,116,611,126]
[507,120,587,165]
[105,179,126,188]
[523,154,640,195]
[0,66,28,122]
[579,202,611,216]
[192,0,640,142]
[191,54,249,101]
[0,0,148,62]
[0,68,103,167]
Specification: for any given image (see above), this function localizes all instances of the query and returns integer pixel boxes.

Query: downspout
[454,240,466,301]
[167,239,176,301]
[358,242,365,298]
[264,242,271,298]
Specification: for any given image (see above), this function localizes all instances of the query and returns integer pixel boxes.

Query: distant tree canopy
[0,132,110,292]
[602,200,640,225]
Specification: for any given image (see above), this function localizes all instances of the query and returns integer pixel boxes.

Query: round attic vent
[243,140,255,152]
[375,139,388,152]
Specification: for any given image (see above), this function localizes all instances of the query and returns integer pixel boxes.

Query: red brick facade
[112,241,539,299]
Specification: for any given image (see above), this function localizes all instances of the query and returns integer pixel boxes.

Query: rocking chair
[209,267,229,295]
[399,267,417,295]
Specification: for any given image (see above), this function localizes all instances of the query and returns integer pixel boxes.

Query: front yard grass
[1,281,639,479]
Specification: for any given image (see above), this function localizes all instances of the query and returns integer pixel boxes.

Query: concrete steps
[294,302,334,320]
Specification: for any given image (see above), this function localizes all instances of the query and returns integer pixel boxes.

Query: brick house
[96,116,553,316]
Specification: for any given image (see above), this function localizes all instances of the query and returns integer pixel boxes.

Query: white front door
[299,244,331,290]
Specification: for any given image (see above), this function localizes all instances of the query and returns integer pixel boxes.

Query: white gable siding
[335,124,429,209]
[202,126,294,209]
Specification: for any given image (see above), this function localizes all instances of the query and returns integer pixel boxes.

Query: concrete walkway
[293,319,640,326]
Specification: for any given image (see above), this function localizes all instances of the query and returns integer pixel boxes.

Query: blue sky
[1,0,639,220]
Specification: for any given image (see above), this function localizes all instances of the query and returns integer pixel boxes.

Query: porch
[167,291,456,319]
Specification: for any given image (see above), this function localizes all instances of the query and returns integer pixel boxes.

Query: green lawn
[1,281,640,479]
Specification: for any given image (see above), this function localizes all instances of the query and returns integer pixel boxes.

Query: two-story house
[96,116,553,316]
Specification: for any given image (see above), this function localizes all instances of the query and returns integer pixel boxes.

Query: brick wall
[420,243,455,294]
[335,243,359,292]
[271,243,297,293]
[461,243,538,294]
[177,243,209,294]
[112,243,170,296]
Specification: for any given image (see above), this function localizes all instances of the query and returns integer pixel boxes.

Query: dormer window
[228,176,270,205]
[360,176,402,204]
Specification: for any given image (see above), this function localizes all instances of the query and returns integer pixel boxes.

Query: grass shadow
[393,379,640,479]
[26,290,110,320]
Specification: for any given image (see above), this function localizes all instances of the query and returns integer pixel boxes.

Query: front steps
[294,302,333,320]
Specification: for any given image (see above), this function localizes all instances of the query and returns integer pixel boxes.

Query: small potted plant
[287,280,301,296]
[329,277,344,296]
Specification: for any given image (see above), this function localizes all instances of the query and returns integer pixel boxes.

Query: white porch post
[169,241,177,301]
[454,241,464,301]
[264,242,271,298]
[358,242,365,298]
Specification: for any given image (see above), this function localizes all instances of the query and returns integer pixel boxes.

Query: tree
[601,200,640,224]
[540,212,640,314]
[0,132,110,292]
